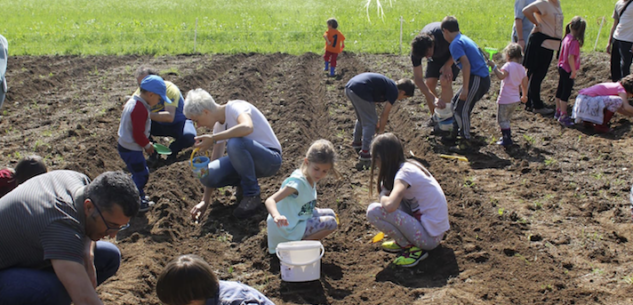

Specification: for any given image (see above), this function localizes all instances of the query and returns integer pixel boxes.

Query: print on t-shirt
[298,200,316,216]
[555,13,564,40]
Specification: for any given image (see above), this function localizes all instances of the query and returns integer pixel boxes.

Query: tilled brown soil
[1,52,633,305]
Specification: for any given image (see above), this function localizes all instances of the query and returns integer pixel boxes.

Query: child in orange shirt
[323,18,345,77]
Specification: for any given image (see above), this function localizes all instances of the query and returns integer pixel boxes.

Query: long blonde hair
[300,139,341,179]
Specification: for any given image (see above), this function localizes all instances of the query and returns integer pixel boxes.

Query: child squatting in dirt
[366,133,450,267]
[572,74,633,132]
[265,139,340,254]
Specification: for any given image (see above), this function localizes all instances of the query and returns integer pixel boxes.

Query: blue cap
[140,75,172,104]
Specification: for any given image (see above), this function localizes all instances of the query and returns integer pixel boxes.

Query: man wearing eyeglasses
[0,170,140,305]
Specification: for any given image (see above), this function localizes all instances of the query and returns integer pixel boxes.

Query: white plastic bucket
[436,116,454,131]
[276,241,324,282]
[434,103,453,120]
[434,103,454,131]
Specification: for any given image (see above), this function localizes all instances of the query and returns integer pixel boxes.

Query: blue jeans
[0,241,121,305]
[150,119,196,155]
[200,137,282,197]
[118,144,149,198]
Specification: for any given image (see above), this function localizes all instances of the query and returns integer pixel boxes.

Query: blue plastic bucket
[191,156,210,179]
[437,117,454,131]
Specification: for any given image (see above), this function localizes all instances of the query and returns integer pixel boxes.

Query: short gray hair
[184,88,219,117]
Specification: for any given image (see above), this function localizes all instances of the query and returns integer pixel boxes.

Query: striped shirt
[0,170,90,270]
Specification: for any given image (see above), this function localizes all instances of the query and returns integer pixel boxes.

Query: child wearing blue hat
[117,75,171,212]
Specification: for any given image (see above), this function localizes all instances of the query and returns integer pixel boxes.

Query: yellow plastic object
[439,154,469,162]
[189,148,209,166]
[335,213,340,225]
[371,232,385,243]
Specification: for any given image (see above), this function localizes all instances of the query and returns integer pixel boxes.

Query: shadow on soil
[375,245,459,288]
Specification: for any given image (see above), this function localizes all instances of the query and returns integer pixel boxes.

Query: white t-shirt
[614,0,633,43]
[498,62,527,105]
[395,162,450,237]
[528,0,564,50]
[213,100,282,152]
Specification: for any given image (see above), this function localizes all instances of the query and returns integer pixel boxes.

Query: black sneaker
[358,151,371,161]
[233,195,262,219]
[350,141,362,152]
[441,133,458,144]
[138,197,155,213]
[449,140,473,153]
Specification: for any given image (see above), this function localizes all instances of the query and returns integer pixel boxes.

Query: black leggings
[610,39,633,82]
[555,67,574,102]
[526,46,554,110]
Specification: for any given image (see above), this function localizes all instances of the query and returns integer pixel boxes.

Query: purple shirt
[557,34,581,73]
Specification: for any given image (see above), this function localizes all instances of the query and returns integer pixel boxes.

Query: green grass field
[0,0,615,55]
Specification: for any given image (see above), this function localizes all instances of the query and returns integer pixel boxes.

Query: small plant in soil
[533,201,543,210]
[523,134,535,145]
[464,176,475,188]
[514,253,530,265]
[544,158,556,167]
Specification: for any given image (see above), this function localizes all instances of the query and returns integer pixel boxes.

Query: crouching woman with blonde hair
[184,89,283,219]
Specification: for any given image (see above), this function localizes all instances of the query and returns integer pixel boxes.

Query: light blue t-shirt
[267,169,316,254]
[512,0,536,43]
[449,33,489,78]
[205,281,274,305]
